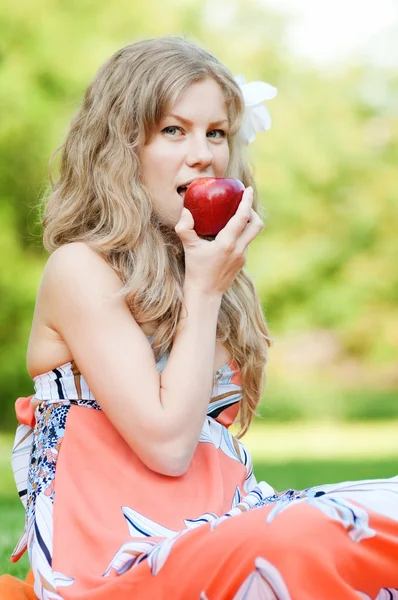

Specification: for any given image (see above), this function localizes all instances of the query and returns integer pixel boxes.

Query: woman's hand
[175,186,263,296]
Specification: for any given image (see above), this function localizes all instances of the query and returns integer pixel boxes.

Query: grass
[256,384,398,422]
[1,422,397,578]
[241,420,398,489]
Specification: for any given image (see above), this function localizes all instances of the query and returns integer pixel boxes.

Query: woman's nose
[185,134,213,168]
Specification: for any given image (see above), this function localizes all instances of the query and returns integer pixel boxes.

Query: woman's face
[139,77,230,228]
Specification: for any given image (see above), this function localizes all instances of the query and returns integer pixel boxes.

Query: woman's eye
[162,126,182,136]
[207,129,227,139]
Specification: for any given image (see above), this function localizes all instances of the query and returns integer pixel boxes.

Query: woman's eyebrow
[166,114,229,127]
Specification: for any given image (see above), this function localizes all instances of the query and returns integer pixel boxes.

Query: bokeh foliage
[0,0,397,428]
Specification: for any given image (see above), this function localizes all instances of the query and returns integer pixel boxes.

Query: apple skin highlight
[183,178,245,236]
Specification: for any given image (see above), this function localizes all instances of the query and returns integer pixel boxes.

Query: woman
[2,36,398,600]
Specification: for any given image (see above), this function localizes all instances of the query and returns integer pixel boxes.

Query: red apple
[183,178,245,236]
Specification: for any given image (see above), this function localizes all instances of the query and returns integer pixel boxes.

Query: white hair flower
[234,74,278,144]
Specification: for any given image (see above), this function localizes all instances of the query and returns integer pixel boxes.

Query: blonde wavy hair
[43,36,271,438]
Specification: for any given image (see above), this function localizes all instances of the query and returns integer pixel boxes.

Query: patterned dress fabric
[4,336,398,599]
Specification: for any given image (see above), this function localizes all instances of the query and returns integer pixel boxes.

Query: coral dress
[4,336,398,599]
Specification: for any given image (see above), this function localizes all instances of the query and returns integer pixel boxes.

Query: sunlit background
[0,0,397,576]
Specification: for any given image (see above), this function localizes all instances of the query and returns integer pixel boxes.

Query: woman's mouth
[177,186,188,199]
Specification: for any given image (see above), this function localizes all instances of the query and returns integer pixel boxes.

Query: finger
[215,187,253,244]
[175,207,200,247]
[234,209,264,253]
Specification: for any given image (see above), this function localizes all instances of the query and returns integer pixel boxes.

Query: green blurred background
[0,0,397,576]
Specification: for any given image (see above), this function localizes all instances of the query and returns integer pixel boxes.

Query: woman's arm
[158,283,222,473]
[45,242,222,477]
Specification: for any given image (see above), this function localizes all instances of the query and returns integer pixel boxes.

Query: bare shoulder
[38,242,128,337]
[43,242,123,295]
[28,243,126,377]
[46,242,120,280]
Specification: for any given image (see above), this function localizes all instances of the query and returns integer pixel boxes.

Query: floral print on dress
[267,493,377,543]
[199,557,291,600]
[27,494,74,600]
[199,417,262,494]
[105,481,279,579]
[231,556,292,600]
[265,480,398,546]
[359,590,398,599]
[104,506,191,577]
[26,404,69,520]
[104,481,292,580]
